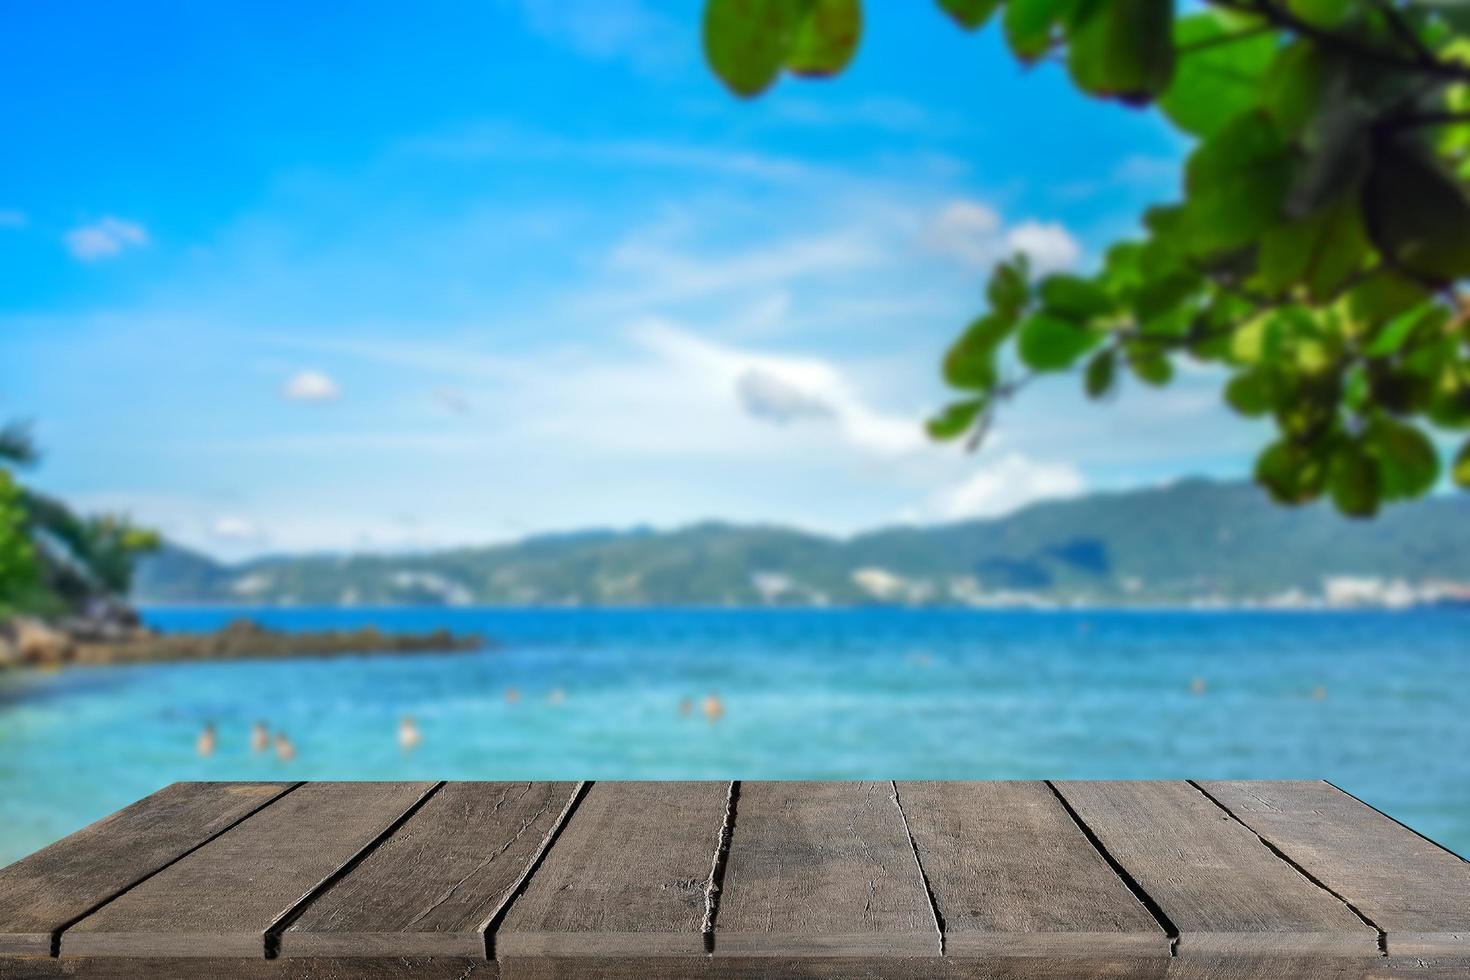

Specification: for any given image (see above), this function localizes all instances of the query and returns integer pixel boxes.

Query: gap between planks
[478,780,591,960]
[263,781,446,958]
[891,781,946,955]
[48,782,305,958]
[1189,779,1389,957]
[1045,779,1182,957]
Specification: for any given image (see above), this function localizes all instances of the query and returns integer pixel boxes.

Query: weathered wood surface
[1053,781,1380,958]
[713,781,937,958]
[61,782,436,958]
[1199,781,1470,958]
[0,782,295,956]
[284,781,581,958]
[495,781,727,961]
[896,781,1168,960]
[1,780,1467,978]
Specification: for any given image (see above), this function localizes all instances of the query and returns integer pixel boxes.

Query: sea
[1,606,1467,865]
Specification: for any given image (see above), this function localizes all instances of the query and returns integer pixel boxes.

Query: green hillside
[133,480,1470,608]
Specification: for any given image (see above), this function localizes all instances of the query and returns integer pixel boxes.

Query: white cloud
[212,515,267,544]
[923,453,1085,521]
[926,200,1081,274]
[633,319,924,457]
[1004,220,1082,275]
[0,210,26,229]
[924,200,1002,267]
[282,369,341,402]
[735,368,834,424]
[64,217,149,261]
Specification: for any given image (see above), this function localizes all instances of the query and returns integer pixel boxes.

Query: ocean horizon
[2,605,1467,866]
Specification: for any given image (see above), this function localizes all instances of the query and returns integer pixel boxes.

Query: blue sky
[2,0,1269,558]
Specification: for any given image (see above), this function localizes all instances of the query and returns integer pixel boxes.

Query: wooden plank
[0,956,494,979]
[0,782,294,956]
[61,782,437,957]
[712,781,937,958]
[282,781,581,957]
[1054,781,1379,958]
[896,781,1169,960]
[1200,780,1470,958]
[494,781,727,961]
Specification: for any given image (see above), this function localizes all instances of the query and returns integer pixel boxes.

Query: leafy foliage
[702,0,1470,516]
[0,469,41,614]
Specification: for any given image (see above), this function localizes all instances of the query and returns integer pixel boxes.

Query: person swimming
[196,723,216,758]
[703,693,724,722]
[505,687,520,704]
[398,716,422,751]
[250,721,269,754]
[678,697,693,717]
[548,688,566,705]
[274,733,296,763]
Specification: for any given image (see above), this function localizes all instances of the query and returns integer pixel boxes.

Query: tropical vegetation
[701,0,1470,516]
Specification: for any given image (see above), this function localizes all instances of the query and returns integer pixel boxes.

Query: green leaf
[1369,417,1441,500]
[1128,347,1174,386]
[1364,305,1445,358]
[943,312,1012,389]
[1084,348,1118,398]
[1004,0,1073,61]
[1346,271,1430,325]
[1261,41,1329,138]
[927,398,987,440]
[787,0,863,76]
[937,0,1002,29]
[1018,314,1099,370]
[1256,192,1368,302]
[1067,0,1176,103]
[1286,0,1354,28]
[986,258,1031,320]
[1225,369,1274,416]
[703,0,799,97]
[1183,112,1295,255]
[1039,274,1114,319]
[1160,11,1278,138]
[1454,438,1470,489]
[1330,439,1382,517]
[1256,439,1329,503]
[1363,137,1470,284]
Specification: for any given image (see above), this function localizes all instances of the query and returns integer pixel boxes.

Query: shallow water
[1,606,1467,864]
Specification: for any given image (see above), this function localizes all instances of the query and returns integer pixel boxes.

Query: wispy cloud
[925,199,1082,275]
[282,369,341,403]
[917,452,1085,521]
[64,216,148,261]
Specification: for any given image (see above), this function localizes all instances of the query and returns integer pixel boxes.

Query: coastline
[0,616,482,671]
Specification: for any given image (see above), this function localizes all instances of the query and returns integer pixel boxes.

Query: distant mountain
[132,479,1470,608]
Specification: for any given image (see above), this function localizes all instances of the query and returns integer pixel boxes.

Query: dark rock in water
[0,615,482,670]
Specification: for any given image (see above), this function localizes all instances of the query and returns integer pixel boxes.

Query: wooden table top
[1,780,1468,978]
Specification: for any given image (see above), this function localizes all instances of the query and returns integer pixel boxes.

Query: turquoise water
[2,606,1468,865]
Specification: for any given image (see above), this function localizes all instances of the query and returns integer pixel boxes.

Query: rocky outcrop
[0,616,481,671]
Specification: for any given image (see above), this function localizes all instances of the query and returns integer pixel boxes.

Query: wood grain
[0,956,493,979]
[60,782,436,957]
[712,781,937,958]
[494,781,726,961]
[896,781,1169,959]
[1200,780,1470,957]
[282,781,581,957]
[0,782,294,956]
[1054,782,1379,958]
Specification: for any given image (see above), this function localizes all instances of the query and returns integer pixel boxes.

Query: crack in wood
[48,781,304,958]
[1189,780,1389,957]
[890,781,946,956]
[262,781,444,959]
[701,780,739,954]
[479,779,589,961]
[1046,780,1180,957]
